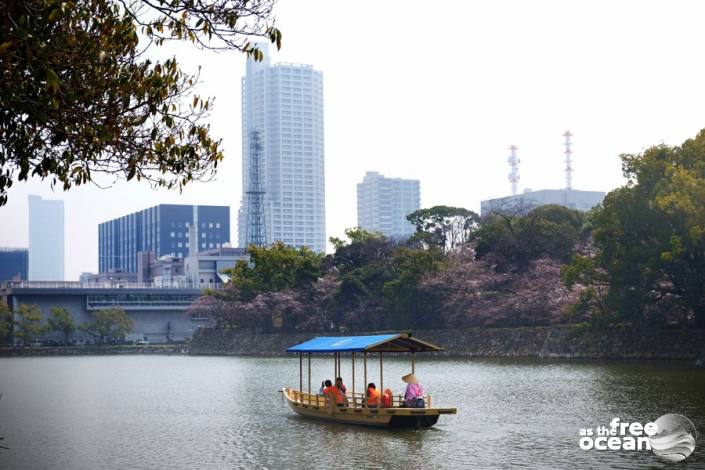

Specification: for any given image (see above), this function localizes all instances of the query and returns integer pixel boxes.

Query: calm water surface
[0,355,704,469]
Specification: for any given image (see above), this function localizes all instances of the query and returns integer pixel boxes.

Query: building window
[216,223,221,228]
[170,232,175,237]
[208,222,213,228]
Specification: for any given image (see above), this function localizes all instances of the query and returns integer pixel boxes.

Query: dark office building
[99,204,230,273]
[0,248,29,281]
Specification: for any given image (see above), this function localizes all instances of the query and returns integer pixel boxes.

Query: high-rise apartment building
[238,43,326,252]
[28,195,65,280]
[357,171,420,238]
[99,204,229,273]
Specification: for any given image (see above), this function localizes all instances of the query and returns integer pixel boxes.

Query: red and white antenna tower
[563,130,573,190]
[507,145,520,195]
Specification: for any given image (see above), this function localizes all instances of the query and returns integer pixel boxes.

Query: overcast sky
[2,0,705,280]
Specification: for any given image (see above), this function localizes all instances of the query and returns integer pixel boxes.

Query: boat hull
[282,388,454,429]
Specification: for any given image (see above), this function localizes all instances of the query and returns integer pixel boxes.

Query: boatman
[402,373,425,408]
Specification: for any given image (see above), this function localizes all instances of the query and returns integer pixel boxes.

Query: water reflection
[0,356,702,469]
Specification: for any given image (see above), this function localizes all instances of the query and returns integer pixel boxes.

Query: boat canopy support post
[307,353,311,405]
[363,352,368,400]
[412,351,415,374]
[299,353,303,403]
[351,352,356,406]
[380,352,383,392]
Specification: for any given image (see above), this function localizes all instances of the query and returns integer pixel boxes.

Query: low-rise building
[1,281,211,343]
[480,189,605,217]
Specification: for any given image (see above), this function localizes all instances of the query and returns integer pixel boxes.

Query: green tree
[475,204,584,270]
[0,301,12,346]
[220,242,323,301]
[80,308,133,344]
[0,0,281,206]
[329,227,384,251]
[14,304,44,346]
[407,206,480,252]
[47,307,76,344]
[568,130,705,327]
[382,247,443,328]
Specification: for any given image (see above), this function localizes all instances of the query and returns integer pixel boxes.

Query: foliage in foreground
[0,0,281,205]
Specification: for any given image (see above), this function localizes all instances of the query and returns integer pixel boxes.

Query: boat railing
[289,389,433,409]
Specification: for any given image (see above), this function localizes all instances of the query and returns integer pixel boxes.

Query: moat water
[0,356,703,469]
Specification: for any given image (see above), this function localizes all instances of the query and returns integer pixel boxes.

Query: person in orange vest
[335,377,350,406]
[381,388,393,408]
[366,382,381,408]
[323,379,345,407]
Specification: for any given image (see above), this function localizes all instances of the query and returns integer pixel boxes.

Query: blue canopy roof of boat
[286,333,443,353]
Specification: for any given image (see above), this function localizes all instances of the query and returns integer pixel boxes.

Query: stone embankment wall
[0,344,187,357]
[190,326,705,363]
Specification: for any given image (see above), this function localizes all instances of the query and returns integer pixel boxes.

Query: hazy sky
[2,0,705,280]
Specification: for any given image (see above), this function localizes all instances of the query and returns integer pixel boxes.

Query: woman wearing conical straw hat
[402,373,425,408]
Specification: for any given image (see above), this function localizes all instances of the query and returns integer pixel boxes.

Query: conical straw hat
[402,373,418,384]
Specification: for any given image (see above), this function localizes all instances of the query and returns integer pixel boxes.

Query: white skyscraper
[357,172,420,238]
[238,43,325,252]
[28,195,65,280]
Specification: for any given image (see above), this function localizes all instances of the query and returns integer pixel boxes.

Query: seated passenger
[366,382,381,408]
[381,388,393,408]
[401,373,425,408]
[323,379,345,407]
[335,377,349,406]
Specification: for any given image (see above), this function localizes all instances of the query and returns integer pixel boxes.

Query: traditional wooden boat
[282,333,457,428]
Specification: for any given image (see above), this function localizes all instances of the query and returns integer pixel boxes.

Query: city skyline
[2,0,705,280]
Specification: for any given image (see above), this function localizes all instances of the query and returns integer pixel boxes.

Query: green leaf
[48,8,62,22]
[0,41,12,53]
[46,69,60,94]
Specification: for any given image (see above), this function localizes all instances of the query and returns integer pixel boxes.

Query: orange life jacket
[324,385,344,404]
[381,389,393,408]
[367,387,381,405]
